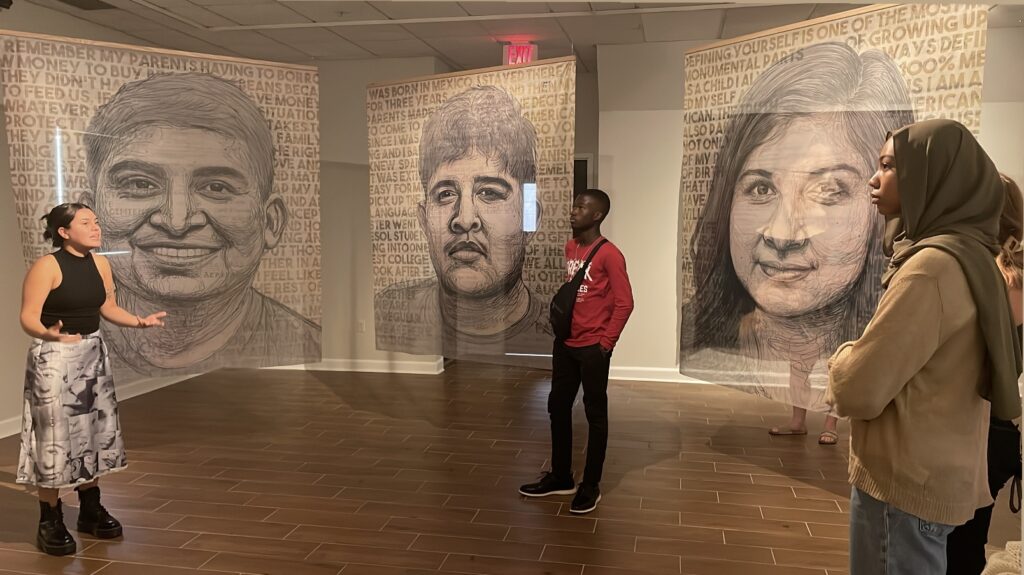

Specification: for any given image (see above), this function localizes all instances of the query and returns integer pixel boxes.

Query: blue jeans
[850,487,956,575]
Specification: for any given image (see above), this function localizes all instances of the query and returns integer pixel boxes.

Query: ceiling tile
[333,24,415,42]
[558,13,644,46]
[721,5,817,39]
[589,2,634,12]
[635,2,706,7]
[459,2,553,16]
[988,4,1024,28]
[259,27,375,58]
[807,4,867,20]
[425,33,501,51]
[63,6,167,32]
[40,0,242,54]
[228,37,314,63]
[450,50,504,70]
[68,0,228,44]
[204,2,310,25]
[370,1,469,19]
[172,28,310,60]
[351,37,439,58]
[131,26,234,54]
[479,17,567,41]
[547,3,591,14]
[189,0,277,5]
[422,34,509,68]
[130,0,237,27]
[21,0,886,70]
[533,38,575,59]
[281,1,390,23]
[641,9,723,42]
[404,21,492,38]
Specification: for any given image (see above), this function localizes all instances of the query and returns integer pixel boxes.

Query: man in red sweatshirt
[519,188,634,514]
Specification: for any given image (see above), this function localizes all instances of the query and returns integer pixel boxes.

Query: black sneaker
[518,472,576,497]
[570,483,601,514]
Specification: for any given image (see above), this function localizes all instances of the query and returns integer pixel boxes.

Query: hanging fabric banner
[0,31,322,382]
[677,5,989,410]
[369,57,576,366]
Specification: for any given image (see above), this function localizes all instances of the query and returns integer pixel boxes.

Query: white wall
[318,57,449,166]
[597,41,705,382]
[318,160,447,374]
[597,29,1024,382]
[313,57,451,374]
[575,72,600,182]
[979,29,1024,186]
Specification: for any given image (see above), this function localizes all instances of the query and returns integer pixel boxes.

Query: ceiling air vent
[54,0,116,10]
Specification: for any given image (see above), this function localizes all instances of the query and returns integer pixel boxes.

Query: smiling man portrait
[83,73,321,378]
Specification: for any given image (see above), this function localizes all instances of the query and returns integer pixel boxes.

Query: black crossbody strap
[1011,473,1021,514]
[572,239,607,283]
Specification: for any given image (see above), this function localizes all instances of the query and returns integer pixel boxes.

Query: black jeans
[548,340,611,486]
[946,418,1022,574]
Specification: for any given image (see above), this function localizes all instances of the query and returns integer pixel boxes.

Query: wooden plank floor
[0,362,1017,574]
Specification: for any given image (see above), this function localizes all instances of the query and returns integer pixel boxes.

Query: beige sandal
[818,430,839,445]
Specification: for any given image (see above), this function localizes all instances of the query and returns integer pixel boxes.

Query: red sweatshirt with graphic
[564,237,634,350]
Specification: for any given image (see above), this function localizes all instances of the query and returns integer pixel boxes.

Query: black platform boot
[75,485,123,538]
[37,500,76,556]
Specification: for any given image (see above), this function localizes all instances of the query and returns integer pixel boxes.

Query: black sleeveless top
[40,249,106,335]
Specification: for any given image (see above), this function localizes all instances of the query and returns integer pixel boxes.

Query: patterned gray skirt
[17,332,126,489]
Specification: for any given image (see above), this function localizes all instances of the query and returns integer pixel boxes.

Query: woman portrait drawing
[680,42,916,439]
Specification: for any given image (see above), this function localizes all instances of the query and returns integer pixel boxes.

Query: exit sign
[503,43,537,66]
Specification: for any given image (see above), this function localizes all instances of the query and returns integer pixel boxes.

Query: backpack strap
[574,239,607,281]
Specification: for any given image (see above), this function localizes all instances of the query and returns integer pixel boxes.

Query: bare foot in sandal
[818,415,840,445]
[769,407,809,436]
[818,430,839,445]
[769,427,807,436]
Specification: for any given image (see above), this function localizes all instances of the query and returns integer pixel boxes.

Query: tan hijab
[882,119,1022,420]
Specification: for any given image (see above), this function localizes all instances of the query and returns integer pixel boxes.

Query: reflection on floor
[0,361,1017,574]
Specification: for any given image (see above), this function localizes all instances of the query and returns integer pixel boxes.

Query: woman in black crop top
[17,203,166,556]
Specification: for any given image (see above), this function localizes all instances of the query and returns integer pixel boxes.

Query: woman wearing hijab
[827,119,1022,574]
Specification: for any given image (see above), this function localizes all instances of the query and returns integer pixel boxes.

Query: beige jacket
[981,541,1021,575]
[829,248,991,526]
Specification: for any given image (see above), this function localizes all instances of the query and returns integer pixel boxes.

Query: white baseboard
[0,374,193,439]
[269,358,445,375]
[0,415,18,439]
[610,366,711,384]
[276,361,700,381]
